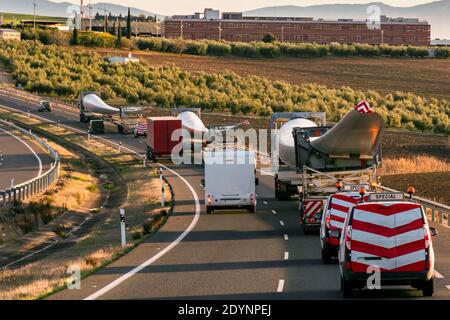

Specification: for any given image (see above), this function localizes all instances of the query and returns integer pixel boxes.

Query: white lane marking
[263,201,268,205]
[284,252,289,260]
[0,126,43,176]
[277,279,285,292]
[284,234,288,240]
[433,270,444,279]
[272,209,277,215]
[279,220,284,226]
[0,103,201,300]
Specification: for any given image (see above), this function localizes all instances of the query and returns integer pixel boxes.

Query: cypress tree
[71,27,78,45]
[116,22,122,47]
[127,7,131,39]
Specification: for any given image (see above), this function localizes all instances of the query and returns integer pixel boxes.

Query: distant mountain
[0,0,165,19]
[245,0,450,39]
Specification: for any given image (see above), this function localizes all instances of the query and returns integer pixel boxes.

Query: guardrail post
[7,190,11,205]
[431,206,435,222]
[17,186,22,201]
[12,188,16,203]
[439,209,443,224]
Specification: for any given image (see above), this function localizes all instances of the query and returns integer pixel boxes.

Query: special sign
[368,193,404,201]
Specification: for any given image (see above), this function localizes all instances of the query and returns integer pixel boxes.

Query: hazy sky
[56,1,437,15]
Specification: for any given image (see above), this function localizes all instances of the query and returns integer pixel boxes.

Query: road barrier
[0,119,60,211]
[378,185,449,228]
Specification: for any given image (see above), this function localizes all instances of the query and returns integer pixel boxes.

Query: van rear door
[350,202,425,272]
[392,203,426,272]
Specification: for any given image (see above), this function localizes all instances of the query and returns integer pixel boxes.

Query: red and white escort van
[334,193,437,297]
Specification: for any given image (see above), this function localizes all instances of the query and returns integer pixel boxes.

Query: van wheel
[422,279,433,297]
[341,277,353,298]
[321,248,332,264]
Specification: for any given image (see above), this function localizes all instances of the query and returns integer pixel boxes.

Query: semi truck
[270,102,385,232]
[79,92,145,135]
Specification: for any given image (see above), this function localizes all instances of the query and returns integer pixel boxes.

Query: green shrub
[206,40,232,56]
[389,46,408,57]
[407,46,428,58]
[434,47,450,59]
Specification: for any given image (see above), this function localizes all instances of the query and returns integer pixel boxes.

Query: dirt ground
[93,48,450,101]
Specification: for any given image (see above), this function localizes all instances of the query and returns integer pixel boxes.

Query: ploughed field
[95,48,450,101]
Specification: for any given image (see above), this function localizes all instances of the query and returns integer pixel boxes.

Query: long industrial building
[162,9,430,46]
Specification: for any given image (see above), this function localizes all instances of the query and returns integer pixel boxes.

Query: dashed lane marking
[277,280,285,293]
[433,270,444,279]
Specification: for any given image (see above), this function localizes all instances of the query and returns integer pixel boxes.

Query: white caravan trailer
[202,150,258,214]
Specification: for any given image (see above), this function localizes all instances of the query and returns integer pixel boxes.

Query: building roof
[431,39,450,46]
[0,28,20,33]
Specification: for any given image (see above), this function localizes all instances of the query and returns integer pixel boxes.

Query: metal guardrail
[378,185,449,228]
[0,119,60,210]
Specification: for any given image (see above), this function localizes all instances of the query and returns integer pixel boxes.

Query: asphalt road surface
[0,91,449,300]
[0,122,52,190]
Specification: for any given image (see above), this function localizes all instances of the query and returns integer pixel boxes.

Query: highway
[0,122,52,190]
[0,91,449,300]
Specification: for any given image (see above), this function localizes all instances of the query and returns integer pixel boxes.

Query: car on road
[202,150,258,214]
[320,190,370,263]
[333,196,437,297]
[38,100,52,112]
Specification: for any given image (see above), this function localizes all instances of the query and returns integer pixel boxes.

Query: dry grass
[0,140,98,244]
[380,155,450,175]
[0,108,172,300]
[0,246,122,300]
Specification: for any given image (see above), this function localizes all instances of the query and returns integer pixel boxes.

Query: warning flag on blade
[354,100,374,114]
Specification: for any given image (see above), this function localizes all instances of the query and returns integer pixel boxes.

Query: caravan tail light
[249,193,255,205]
[207,195,212,205]
[345,226,352,251]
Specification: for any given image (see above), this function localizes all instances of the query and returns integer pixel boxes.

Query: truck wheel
[422,279,433,297]
[341,277,353,298]
[248,205,255,213]
[206,206,213,214]
[321,247,332,264]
